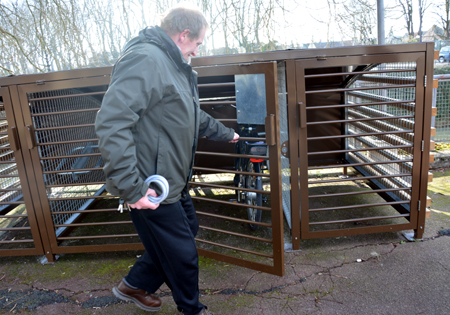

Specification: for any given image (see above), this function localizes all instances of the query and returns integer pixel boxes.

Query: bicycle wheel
[245,160,262,230]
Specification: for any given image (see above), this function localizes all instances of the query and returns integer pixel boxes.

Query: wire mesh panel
[295,53,425,239]
[0,87,45,255]
[28,88,105,228]
[434,78,450,142]
[17,75,142,255]
[192,62,285,276]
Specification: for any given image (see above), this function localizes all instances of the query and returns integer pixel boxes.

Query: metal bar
[304,68,416,78]
[189,182,269,194]
[308,159,413,170]
[286,59,301,250]
[303,223,414,239]
[0,239,34,244]
[0,214,28,218]
[43,167,103,175]
[377,0,385,44]
[307,114,414,126]
[349,120,414,144]
[35,138,98,146]
[308,173,411,185]
[238,137,266,142]
[359,75,416,85]
[414,43,435,238]
[308,144,413,156]
[199,226,272,243]
[195,151,268,160]
[45,182,106,188]
[310,200,409,212]
[50,208,117,215]
[198,82,235,88]
[216,119,237,123]
[35,124,95,132]
[40,153,101,161]
[192,166,270,177]
[309,187,411,198]
[31,108,100,117]
[306,100,415,112]
[193,198,271,212]
[28,91,105,102]
[200,101,236,105]
[57,234,138,240]
[346,90,416,109]
[195,239,273,258]
[305,84,416,94]
[0,160,16,164]
[348,134,412,163]
[0,227,31,231]
[349,106,415,128]
[48,195,108,201]
[54,221,132,227]
[310,214,411,225]
[307,129,413,141]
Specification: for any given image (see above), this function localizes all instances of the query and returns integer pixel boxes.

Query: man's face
[177,27,206,62]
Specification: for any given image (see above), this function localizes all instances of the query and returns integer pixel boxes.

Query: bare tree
[434,0,450,39]
[418,0,431,41]
[396,0,414,38]
[327,0,377,45]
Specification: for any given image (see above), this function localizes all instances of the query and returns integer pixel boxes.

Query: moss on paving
[428,168,450,232]
[1,251,142,286]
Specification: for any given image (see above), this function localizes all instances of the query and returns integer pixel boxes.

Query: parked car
[439,46,450,63]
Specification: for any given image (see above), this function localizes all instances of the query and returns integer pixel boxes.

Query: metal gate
[0,86,46,257]
[292,52,427,241]
[193,62,284,275]
[0,43,434,275]
[192,43,434,250]
[0,64,285,275]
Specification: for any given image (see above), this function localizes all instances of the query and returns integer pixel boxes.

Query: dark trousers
[125,194,205,315]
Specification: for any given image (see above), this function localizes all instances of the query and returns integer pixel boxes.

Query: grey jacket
[95,26,234,204]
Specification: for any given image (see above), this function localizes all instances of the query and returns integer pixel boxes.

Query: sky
[273,0,438,45]
[200,0,440,51]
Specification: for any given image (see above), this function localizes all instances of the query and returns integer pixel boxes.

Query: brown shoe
[112,279,161,312]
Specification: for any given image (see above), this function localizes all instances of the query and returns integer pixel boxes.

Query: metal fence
[433,75,450,143]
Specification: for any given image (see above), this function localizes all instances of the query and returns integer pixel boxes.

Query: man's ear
[179,29,190,43]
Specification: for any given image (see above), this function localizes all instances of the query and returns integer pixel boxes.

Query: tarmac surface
[1,166,450,314]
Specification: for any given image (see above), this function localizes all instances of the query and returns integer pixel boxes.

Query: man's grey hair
[160,5,208,39]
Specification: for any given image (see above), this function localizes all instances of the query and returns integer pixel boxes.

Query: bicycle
[234,125,268,230]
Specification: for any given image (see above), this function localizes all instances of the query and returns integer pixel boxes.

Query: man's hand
[229,132,240,143]
[127,188,160,210]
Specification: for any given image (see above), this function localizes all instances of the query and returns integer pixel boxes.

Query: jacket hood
[123,26,191,74]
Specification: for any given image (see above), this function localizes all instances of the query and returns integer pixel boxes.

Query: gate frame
[194,61,285,276]
[293,52,426,241]
[0,86,48,257]
[192,42,435,249]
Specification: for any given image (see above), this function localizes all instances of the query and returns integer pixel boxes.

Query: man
[95,5,239,315]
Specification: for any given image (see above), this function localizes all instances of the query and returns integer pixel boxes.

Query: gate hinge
[418,200,421,211]
[316,55,327,60]
[36,80,45,85]
[281,141,289,158]
[421,140,424,151]
[424,75,427,87]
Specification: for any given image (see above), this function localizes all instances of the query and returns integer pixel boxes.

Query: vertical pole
[377,0,385,45]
